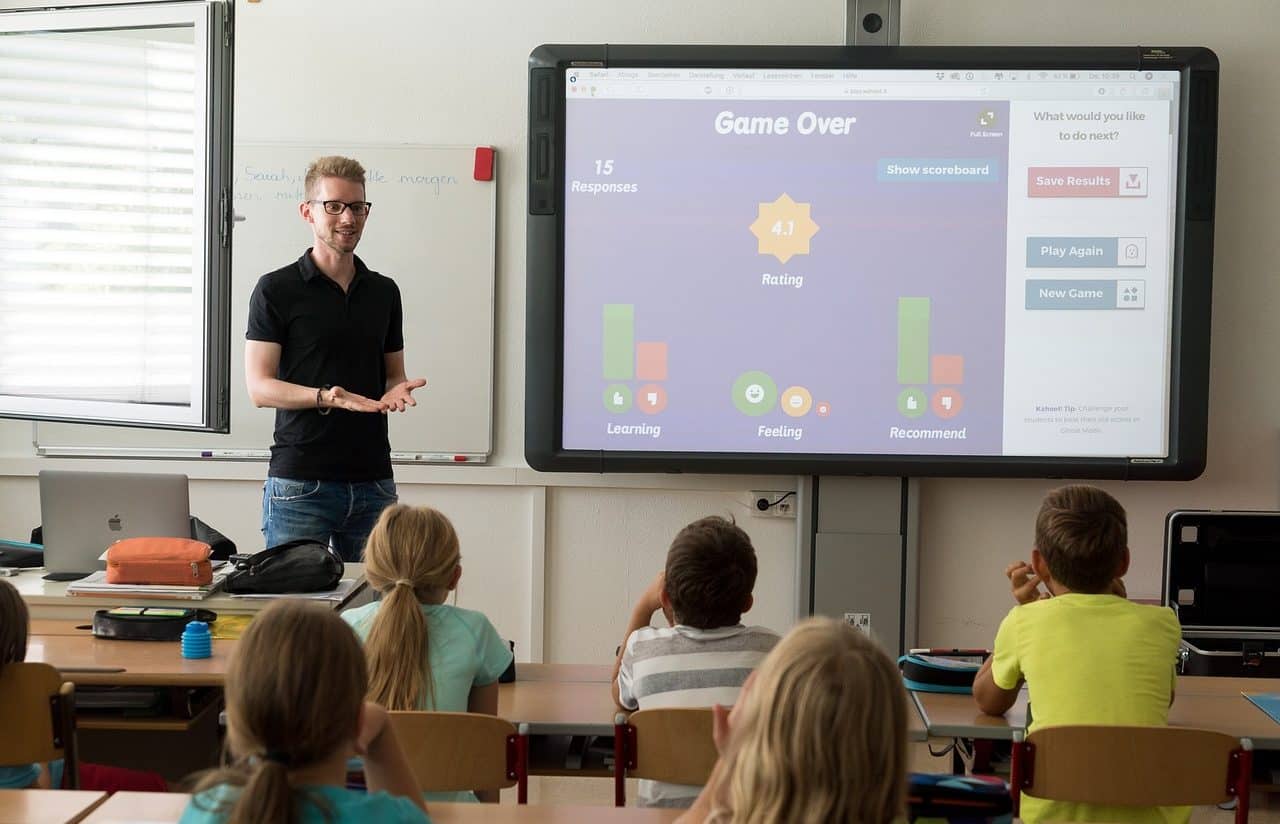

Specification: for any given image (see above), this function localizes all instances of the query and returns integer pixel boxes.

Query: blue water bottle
[181,620,212,659]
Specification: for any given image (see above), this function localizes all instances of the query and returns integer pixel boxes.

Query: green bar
[603,304,634,380]
[897,297,930,385]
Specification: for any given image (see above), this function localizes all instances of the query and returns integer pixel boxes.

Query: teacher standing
[244,155,426,562]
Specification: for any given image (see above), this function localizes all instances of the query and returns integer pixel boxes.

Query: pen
[907,647,990,656]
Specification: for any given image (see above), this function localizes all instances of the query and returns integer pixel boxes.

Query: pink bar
[636,342,668,381]
[931,354,964,386]
[1027,166,1119,197]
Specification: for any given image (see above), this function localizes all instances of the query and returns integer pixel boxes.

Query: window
[0,1,232,431]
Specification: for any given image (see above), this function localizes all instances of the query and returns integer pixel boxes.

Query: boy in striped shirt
[611,516,779,808]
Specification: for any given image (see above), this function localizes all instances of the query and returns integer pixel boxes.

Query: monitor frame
[526,44,1218,479]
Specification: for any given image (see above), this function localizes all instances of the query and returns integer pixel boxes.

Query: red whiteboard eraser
[474,146,495,181]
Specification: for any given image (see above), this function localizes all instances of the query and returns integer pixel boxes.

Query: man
[245,156,425,561]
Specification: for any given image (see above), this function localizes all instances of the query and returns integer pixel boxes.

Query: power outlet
[748,490,796,518]
[843,612,872,636]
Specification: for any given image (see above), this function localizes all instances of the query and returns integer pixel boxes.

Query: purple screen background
[562,98,1010,454]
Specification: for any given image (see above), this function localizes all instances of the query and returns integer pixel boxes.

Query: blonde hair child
[343,504,513,803]
[362,505,462,711]
[183,601,427,824]
[680,617,909,824]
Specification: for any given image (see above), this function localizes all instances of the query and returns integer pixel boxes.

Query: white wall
[1,0,1275,660]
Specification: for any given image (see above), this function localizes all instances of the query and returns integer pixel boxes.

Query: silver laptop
[38,470,191,579]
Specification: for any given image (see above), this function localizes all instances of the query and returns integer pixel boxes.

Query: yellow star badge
[749,193,820,264]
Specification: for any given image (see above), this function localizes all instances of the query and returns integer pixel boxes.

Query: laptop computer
[38,470,191,581]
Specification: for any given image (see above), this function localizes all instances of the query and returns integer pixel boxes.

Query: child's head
[1034,484,1129,593]
[361,504,461,710]
[663,516,757,629]
[714,617,908,824]
[0,578,29,667]
[201,600,367,824]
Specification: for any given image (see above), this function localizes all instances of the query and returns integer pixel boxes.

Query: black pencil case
[92,607,217,641]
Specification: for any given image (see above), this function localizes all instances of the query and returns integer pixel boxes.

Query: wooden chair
[1010,725,1253,824]
[388,711,528,803]
[613,708,718,807]
[0,663,78,789]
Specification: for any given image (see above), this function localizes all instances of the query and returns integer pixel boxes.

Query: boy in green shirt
[973,485,1184,824]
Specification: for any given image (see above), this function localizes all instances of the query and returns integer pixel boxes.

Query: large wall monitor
[526,46,1218,479]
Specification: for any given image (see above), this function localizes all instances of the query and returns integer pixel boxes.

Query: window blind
[0,28,197,405]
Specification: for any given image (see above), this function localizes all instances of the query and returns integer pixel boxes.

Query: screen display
[559,68,1181,458]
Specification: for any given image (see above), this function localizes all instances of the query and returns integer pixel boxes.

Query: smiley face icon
[732,371,777,416]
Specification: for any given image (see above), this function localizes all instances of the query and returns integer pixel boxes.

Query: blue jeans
[262,477,398,563]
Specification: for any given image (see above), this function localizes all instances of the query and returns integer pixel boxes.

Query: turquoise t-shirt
[341,602,512,712]
[0,764,39,789]
[179,784,430,824]
[0,760,62,790]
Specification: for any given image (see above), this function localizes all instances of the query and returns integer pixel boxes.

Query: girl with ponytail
[182,600,428,824]
[342,504,513,802]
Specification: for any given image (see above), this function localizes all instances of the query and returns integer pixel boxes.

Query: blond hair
[191,601,367,824]
[0,578,29,669]
[711,617,908,824]
[303,155,366,200]
[361,504,461,711]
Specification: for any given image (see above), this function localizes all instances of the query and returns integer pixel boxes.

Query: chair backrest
[0,663,78,788]
[1012,725,1251,818]
[624,707,718,784]
[388,711,520,793]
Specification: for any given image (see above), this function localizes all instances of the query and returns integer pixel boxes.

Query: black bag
[907,772,1012,821]
[191,516,236,560]
[0,543,42,568]
[1165,510,1280,677]
[898,652,988,694]
[223,539,343,595]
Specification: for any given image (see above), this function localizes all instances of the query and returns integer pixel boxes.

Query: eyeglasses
[310,200,373,216]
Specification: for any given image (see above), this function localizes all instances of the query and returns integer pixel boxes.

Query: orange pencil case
[105,537,213,586]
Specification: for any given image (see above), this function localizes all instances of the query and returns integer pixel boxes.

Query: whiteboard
[36,143,495,461]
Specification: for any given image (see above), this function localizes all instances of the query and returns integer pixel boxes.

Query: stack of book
[66,568,229,600]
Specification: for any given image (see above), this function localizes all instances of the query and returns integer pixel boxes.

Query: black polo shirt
[246,249,405,481]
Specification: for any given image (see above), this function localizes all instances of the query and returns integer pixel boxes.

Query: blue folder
[1243,693,1280,724]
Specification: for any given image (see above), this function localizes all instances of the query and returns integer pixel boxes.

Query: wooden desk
[26,631,233,687]
[81,793,682,823]
[1177,675,1280,696]
[9,564,370,621]
[501,664,928,741]
[1169,692,1280,748]
[911,689,1030,741]
[499,678,618,735]
[515,663,612,683]
[30,619,97,636]
[431,803,682,823]
[23,625,233,779]
[913,676,1280,747]
[0,789,106,823]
